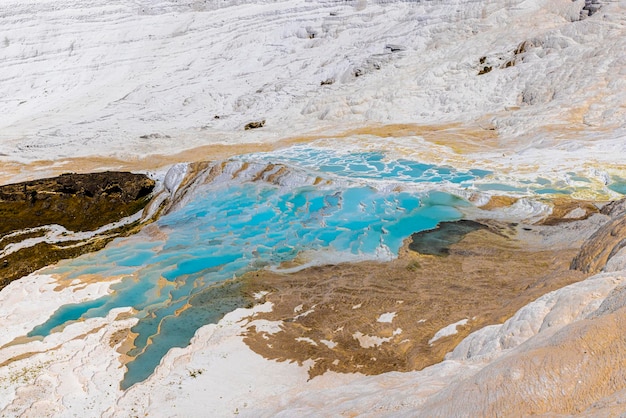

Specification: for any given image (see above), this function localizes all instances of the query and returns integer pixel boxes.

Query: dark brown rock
[0,171,154,235]
[244,120,265,130]
[478,65,492,75]
[0,171,155,289]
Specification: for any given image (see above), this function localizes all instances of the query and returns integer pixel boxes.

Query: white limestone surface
[0,273,130,416]
[0,0,624,176]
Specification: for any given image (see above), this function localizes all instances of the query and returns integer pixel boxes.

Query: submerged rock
[408,220,490,256]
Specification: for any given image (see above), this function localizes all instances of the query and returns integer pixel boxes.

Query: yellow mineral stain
[283,122,500,154]
[174,302,192,317]
[114,328,140,365]
[0,335,44,350]
[115,309,137,321]
[156,275,173,295]
[539,197,600,225]
[478,195,519,210]
[52,272,133,292]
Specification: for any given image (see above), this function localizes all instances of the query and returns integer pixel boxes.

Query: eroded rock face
[0,172,155,289]
[571,198,626,274]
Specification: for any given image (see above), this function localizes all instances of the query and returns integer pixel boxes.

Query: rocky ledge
[0,172,155,289]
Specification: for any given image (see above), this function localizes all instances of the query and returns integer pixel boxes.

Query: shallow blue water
[29,147,491,388]
[609,176,626,195]
[244,146,491,184]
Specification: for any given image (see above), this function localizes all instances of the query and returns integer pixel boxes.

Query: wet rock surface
[0,172,155,289]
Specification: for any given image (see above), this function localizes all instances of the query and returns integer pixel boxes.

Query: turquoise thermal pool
[244,146,492,183]
[24,145,606,388]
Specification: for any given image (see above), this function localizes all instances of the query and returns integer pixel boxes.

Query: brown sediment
[0,324,106,367]
[266,166,290,184]
[253,163,278,182]
[160,161,222,214]
[176,161,212,192]
[242,220,589,379]
[109,329,129,348]
[324,120,480,154]
[478,195,602,223]
[0,144,273,186]
[0,351,43,368]
[156,275,173,295]
[115,328,140,366]
[115,311,136,321]
[285,122,500,154]
[174,302,192,317]
[0,336,43,350]
[0,140,286,186]
[538,197,600,225]
[111,310,140,365]
[53,272,135,292]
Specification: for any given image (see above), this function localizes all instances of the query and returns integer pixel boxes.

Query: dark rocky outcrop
[0,171,155,289]
[581,0,602,18]
[0,171,154,235]
[385,44,406,53]
[477,65,492,75]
